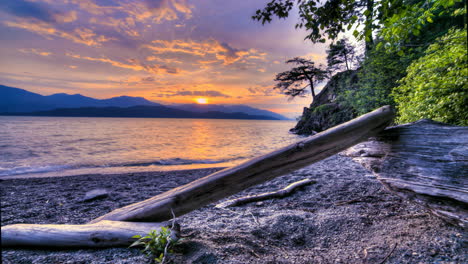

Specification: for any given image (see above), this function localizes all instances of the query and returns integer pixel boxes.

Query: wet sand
[1,155,466,263]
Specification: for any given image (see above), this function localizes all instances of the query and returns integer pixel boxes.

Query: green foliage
[342,43,414,115]
[312,103,335,114]
[130,227,180,263]
[392,28,468,125]
[252,0,377,47]
[379,0,465,53]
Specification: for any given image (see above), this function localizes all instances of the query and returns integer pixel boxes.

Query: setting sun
[195,97,209,104]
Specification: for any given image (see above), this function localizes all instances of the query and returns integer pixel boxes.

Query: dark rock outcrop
[291,70,359,135]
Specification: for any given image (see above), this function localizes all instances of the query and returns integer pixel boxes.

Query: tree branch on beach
[216,178,316,208]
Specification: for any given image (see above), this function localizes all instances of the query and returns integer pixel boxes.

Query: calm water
[0,116,302,178]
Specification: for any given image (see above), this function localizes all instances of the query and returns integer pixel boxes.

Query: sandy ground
[1,155,466,264]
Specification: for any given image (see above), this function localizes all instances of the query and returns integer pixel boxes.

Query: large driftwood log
[1,220,173,247]
[344,119,467,228]
[215,178,316,208]
[91,106,394,223]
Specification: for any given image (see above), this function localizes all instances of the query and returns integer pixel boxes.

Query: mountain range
[0,85,289,120]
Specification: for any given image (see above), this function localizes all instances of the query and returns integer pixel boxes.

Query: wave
[0,158,236,177]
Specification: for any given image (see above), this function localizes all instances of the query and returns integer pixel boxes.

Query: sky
[0,0,329,118]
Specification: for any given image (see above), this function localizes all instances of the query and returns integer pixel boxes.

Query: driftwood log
[1,220,173,247]
[344,119,467,228]
[1,106,394,247]
[215,178,316,208]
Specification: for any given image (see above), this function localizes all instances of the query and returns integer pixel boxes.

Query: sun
[195,97,209,104]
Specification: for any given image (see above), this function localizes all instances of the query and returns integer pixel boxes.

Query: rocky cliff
[291,70,359,135]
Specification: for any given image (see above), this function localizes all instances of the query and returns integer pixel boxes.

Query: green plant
[130,227,180,263]
[392,27,468,125]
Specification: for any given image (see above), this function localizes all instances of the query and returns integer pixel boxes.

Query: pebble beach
[1,155,466,263]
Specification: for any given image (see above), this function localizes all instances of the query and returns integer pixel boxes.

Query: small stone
[81,188,109,202]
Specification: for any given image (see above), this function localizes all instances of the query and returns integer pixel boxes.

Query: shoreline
[0,165,229,180]
[2,155,466,263]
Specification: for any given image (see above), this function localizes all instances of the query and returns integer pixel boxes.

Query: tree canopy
[326,38,358,73]
[274,57,328,103]
[392,28,467,125]
[252,0,379,51]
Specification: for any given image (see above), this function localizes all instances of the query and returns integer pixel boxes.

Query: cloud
[153,90,232,98]
[247,84,278,97]
[144,39,266,65]
[69,0,119,16]
[2,0,55,23]
[2,0,78,24]
[66,53,181,75]
[89,16,140,37]
[18,48,52,56]
[54,11,78,23]
[5,20,113,46]
[116,0,193,24]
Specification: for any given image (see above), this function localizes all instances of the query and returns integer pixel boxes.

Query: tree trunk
[344,52,350,71]
[343,119,468,228]
[90,106,394,223]
[1,220,173,247]
[310,81,316,103]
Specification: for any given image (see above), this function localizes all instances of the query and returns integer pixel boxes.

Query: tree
[252,0,379,52]
[274,57,328,103]
[392,28,467,126]
[326,38,357,73]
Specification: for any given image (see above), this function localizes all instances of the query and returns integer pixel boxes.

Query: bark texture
[1,220,173,247]
[344,119,468,228]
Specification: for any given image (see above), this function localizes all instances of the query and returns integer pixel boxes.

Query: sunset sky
[0,0,329,118]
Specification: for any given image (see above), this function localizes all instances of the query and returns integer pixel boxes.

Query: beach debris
[344,119,468,228]
[215,178,315,208]
[1,220,175,247]
[81,189,109,202]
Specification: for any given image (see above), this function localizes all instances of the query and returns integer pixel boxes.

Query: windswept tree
[326,38,358,72]
[274,57,328,104]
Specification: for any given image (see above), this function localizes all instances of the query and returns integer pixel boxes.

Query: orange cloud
[54,11,77,23]
[66,53,181,75]
[144,39,268,65]
[18,48,52,56]
[120,0,193,24]
[69,0,119,16]
[4,20,113,46]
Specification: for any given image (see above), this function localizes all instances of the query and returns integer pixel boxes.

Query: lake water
[0,116,302,178]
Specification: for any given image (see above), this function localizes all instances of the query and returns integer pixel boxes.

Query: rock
[81,189,109,202]
[291,70,358,135]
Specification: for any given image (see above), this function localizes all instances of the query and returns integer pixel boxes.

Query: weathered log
[344,119,468,228]
[215,179,316,208]
[1,220,174,247]
[91,106,394,223]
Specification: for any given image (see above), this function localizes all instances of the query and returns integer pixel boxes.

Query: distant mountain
[0,85,289,120]
[2,106,280,120]
[170,104,290,120]
[0,85,160,113]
